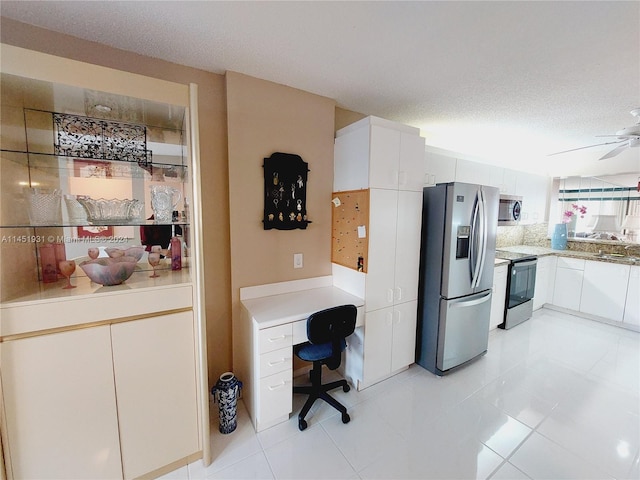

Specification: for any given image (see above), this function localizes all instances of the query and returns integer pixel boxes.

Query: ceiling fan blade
[598,141,629,160]
[548,140,625,156]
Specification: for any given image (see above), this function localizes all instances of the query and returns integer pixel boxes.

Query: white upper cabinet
[369,125,401,190]
[424,150,456,186]
[398,133,427,191]
[335,116,425,192]
[455,158,491,186]
[516,171,549,224]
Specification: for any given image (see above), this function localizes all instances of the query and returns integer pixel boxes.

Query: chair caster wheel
[343,384,350,393]
[298,419,307,431]
[341,413,350,424]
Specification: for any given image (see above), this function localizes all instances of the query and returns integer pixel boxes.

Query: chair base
[293,364,351,430]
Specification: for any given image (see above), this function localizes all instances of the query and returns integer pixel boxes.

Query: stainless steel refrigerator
[416,182,499,375]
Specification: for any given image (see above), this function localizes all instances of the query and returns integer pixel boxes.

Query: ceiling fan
[549,108,640,160]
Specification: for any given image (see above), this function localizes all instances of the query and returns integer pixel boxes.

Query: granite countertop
[496,245,640,266]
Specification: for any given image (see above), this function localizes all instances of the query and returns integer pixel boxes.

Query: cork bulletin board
[331,189,369,272]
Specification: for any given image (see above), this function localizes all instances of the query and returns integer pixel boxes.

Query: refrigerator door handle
[449,291,492,308]
[476,188,488,287]
[471,189,483,288]
[469,191,480,286]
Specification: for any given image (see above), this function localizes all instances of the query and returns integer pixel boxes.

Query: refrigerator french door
[416,182,499,375]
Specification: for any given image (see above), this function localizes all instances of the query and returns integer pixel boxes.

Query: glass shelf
[0,150,188,179]
[1,221,189,229]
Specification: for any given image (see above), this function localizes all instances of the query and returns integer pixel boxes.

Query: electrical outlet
[293,253,303,269]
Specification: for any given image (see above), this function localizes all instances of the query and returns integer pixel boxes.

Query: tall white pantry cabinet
[333,116,425,389]
[0,45,210,479]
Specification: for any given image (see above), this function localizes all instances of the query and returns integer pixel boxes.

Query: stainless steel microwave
[498,194,522,225]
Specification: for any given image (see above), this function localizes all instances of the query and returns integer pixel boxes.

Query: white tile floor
[163,308,640,479]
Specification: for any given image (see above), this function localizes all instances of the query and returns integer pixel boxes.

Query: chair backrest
[307,304,357,369]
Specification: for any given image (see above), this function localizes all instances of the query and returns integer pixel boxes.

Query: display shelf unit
[0,44,210,479]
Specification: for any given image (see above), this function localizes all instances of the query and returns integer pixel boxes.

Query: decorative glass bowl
[79,256,138,286]
[76,197,143,224]
[105,246,145,262]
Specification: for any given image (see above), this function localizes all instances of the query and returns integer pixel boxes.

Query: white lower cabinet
[391,301,418,372]
[110,312,199,480]
[258,370,293,424]
[490,264,508,329]
[1,327,123,480]
[1,312,199,480]
[255,324,294,427]
[580,260,630,322]
[363,301,417,385]
[533,256,557,310]
[552,257,585,311]
[623,266,640,326]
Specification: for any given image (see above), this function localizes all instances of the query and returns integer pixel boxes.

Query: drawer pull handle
[268,358,287,366]
[268,335,286,342]
[268,380,286,390]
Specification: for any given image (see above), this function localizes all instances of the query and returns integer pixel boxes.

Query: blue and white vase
[211,372,243,434]
[551,223,568,250]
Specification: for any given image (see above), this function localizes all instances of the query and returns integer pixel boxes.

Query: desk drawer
[259,370,292,422]
[259,324,293,354]
[259,347,292,378]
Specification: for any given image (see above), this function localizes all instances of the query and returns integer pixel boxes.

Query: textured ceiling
[1,1,639,182]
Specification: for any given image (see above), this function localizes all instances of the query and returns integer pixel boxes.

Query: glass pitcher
[150,185,182,223]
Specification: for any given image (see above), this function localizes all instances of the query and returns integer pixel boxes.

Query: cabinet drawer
[259,347,292,378]
[258,324,293,354]
[258,370,292,422]
[556,257,585,270]
[292,319,307,345]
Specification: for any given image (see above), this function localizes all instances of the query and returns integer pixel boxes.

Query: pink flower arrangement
[563,204,587,223]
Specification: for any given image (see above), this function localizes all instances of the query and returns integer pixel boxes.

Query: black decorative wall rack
[53,112,152,166]
[263,152,310,230]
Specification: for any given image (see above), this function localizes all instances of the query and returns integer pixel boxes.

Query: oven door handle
[513,259,537,268]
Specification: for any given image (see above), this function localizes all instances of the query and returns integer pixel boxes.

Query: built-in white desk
[237,276,364,432]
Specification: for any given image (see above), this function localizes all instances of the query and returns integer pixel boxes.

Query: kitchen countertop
[496,245,640,266]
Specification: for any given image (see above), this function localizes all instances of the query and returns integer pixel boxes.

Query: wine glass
[59,260,76,289]
[148,252,161,278]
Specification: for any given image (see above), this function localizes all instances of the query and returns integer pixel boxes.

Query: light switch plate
[293,253,303,269]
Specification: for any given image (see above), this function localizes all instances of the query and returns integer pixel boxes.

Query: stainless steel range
[496,251,538,329]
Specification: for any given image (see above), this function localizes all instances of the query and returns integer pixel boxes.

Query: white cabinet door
[111,312,199,479]
[424,151,456,186]
[363,308,393,384]
[490,264,508,329]
[369,125,401,190]
[623,266,640,326]
[553,266,584,311]
[334,125,370,192]
[502,169,518,195]
[533,256,557,310]
[394,190,422,304]
[1,327,122,480]
[366,189,398,311]
[455,158,491,186]
[398,133,426,191]
[516,171,549,224]
[580,260,630,322]
[391,300,418,371]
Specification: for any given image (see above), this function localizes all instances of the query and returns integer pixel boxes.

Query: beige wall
[226,71,336,365]
[0,18,232,385]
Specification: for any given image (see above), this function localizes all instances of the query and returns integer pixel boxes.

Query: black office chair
[293,304,357,431]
